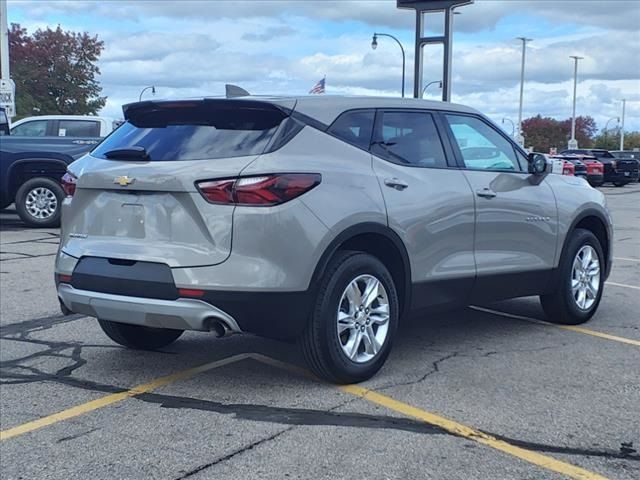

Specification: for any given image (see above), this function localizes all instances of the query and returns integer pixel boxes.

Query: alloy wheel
[571,245,600,310]
[336,274,390,363]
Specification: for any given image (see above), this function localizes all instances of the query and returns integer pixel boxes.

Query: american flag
[309,76,326,94]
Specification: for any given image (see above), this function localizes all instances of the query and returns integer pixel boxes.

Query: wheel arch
[310,222,412,319]
[563,208,612,279]
[6,156,70,200]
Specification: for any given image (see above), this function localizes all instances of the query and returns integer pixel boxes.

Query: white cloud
[8,0,640,129]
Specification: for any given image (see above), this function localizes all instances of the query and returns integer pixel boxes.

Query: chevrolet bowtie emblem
[114,176,134,186]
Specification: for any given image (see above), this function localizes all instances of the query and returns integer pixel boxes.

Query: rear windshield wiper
[103,146,150,161]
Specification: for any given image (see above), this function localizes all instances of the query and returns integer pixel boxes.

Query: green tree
[9,23,106,118]
[593,130,640,150]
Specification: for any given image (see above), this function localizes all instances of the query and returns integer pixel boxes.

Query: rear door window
[328,110,374,150]
[58,120,101,137]
[373,111,447,168]
[92,101,288,161]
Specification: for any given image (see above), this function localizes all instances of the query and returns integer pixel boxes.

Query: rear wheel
[15,177,64,228]
[301,251,399,384]
[98,319,183,350]
[540,229,604,325]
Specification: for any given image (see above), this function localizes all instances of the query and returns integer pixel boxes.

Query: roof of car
[196,95,480,125]
[263,95,479,125]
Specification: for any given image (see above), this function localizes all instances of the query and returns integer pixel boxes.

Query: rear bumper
[57,283,242,333]
[606,170,639,183]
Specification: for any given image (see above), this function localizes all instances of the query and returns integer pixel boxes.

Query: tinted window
[375,111,447,167]
[92,103,286,161]
[446,115,522,171]
[328,110,374,150]
[58,120,101,137]
[11,120,47,136]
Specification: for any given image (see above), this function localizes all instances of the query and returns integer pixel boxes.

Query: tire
[300,251,399,384]
[613,181,626,187]
[98,319,183,350]
[540,228,605,325]
[15,177,64,228]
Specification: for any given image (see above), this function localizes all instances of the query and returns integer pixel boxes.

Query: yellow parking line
[470,306,640,347]
[249,355,607,480]
[341,385,607,480]
[0,353,250,441]
[607,281,640,291]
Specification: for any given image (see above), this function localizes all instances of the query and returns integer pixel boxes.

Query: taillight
[563,165,574,176]
[611,160,617,170]
[197,174,321,206]
[61,172,77,197]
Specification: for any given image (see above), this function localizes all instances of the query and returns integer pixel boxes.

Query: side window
[328,110,374,150]
[375,111,447,167]
[58,120,101,137]
[10,120,48,136]
[445,114,522,172]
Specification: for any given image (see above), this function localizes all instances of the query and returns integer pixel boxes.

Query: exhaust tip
[208,319,228,338]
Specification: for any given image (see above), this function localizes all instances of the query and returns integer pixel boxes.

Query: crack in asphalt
[174,427,294,479]
[0,252,58,261]
[1,313,637,468]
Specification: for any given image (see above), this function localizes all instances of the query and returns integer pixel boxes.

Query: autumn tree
[9,23,106,118]
[522,115,597,152]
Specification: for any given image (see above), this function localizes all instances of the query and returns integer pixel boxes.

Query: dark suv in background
[561,149,639,186]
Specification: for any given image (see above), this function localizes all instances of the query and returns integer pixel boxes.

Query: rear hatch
[62,99,293,267]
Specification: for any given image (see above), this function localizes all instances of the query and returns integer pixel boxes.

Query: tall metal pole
[413,10,422,99]
[569,55,583,149]
[372,33,405,98]
[620,99,626,151]
[516,37,531,146]
[0,0,9,80]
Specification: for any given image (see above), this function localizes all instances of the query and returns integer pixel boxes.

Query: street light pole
[502,118,515,137]
[620,99,626,151]
[516,37,531,146]
[372,33,405,98]
[603,116,619,148]
[139,85,156,102]
[421,80,442,98]
[569,55,583,149]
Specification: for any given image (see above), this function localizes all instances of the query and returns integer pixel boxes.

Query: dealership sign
[0,78,16,117]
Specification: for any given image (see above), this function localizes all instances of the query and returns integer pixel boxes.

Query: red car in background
[553,154,604,187]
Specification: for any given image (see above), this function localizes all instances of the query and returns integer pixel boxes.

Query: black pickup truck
[0,121,106,227]
[560,149,639,186]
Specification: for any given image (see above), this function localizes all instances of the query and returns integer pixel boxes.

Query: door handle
[476,188,497,198]
[384,178,409,191]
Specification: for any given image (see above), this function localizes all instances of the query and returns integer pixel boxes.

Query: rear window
[92,101,287,161]
[58,120,101,137]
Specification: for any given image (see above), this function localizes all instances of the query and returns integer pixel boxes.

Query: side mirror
[528,153,548,175]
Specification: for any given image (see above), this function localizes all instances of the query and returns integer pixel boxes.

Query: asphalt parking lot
[1,183,638,480]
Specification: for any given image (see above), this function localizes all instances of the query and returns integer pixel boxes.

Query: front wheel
[15,177,64,228]
[98,319,183,350]
[540,229,604,325]
[300,251,399,384]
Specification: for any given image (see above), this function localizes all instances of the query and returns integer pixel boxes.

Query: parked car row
[545,149,639,187]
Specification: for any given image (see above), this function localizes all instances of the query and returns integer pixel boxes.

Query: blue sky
[8,0,640,136]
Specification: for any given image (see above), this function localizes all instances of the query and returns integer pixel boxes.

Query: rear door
[441,113,558,302]
[371,109,476,310]
[62,100,291,267]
